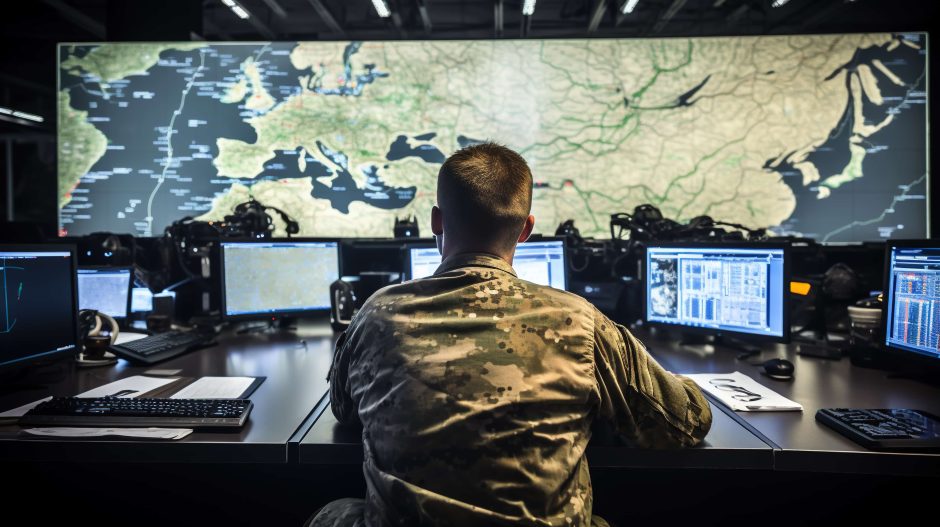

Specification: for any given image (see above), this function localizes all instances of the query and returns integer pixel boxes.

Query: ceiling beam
[769,0,848,33]
[306,0,346,37]
[260,0,289,18]
[651,0,687,33]
[494,0,504,38]
[41,0,106,39]
[587,0,608,33]
[238,3,277,40]
[390,11,407,39]
[417,0,433,35]
[726,3,749,23]
[202,17,234,40]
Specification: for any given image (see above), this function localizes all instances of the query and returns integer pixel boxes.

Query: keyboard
[19,397,252,429]
[110,330,216,365]
[816,408,940,451]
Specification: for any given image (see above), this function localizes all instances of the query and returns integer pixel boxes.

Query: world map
[57,34,928,242]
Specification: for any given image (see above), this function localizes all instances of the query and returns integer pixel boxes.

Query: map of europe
[58,34,928,242]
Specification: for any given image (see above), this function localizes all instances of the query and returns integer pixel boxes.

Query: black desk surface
[0,322,337,464]
[637,327,940,476]
[298,398,773,469]
[3,320,938,476]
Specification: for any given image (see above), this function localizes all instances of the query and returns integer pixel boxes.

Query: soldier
[312,143,712,527]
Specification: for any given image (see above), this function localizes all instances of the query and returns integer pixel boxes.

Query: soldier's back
[336,253,603,526]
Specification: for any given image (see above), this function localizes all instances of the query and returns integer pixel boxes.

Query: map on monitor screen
[57,34,928,241]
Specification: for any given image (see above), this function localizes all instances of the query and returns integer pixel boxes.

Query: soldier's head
[432,142,536,262]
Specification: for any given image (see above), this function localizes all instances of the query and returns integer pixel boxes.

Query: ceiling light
[622,0,640,14]
[221,0,250,19]
[13,111,44,123]
[372,0,391,18]
[523,0,536,16]
[771,0,791,7]
[0,106,44,123]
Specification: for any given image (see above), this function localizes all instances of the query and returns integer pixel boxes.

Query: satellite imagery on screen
[57,34,927,241]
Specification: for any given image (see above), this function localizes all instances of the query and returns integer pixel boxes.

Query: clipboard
[75,375,266,400]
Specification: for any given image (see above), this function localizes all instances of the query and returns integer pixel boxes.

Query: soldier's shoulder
[518,279,598,316]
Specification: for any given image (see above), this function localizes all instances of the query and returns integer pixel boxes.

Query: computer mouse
[760,358,794,380]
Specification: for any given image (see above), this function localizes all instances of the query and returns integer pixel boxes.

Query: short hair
[437,142,533,251]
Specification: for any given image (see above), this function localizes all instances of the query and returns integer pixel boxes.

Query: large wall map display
[57,34,928,241]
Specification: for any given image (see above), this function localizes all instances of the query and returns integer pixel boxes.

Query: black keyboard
[816,408,940,451]
[19,397,252,429]
[110,330,216,365]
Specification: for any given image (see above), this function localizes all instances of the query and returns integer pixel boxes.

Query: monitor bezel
[401,236,571,291]
[642,241,791,344]
[401,239,437,282]
[0,244,80,371]
[77,265,134,319]
[881,239,940,364]
[219,238,342,321]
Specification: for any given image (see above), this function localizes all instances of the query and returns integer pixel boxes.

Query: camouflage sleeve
[328,330,360,425]
[591,307,712,448]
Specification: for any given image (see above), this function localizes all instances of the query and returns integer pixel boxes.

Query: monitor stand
[678,333,762,359]
[0,361,69,396]
[235,317,298,334]
[715,336,763,359]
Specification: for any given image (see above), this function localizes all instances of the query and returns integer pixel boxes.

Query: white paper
[21,427,192,440]
[170,377,255,400]
[77,375,179,399]
[144,369,183,377]
[684,371,803,412]
[0,397,53,418]
[114,331,149,345]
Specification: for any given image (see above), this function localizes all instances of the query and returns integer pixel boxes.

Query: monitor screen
[884,244,940,361]
[645,245,786,340]
[0,247,79,369]
[58,35,926,243]
[407,240,568,290]
[77,268,132,318]
[131,287,154,313]
[221,241,340,318]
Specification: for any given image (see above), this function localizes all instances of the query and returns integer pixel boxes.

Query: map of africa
[57,34,928,242]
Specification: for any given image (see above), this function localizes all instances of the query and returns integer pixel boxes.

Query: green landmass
[57,90,107,207]
[61,42,205,84]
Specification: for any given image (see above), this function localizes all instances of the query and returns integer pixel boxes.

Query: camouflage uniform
[316,253,712,527]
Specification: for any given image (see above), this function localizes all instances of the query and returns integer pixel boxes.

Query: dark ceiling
[0,0,935,134]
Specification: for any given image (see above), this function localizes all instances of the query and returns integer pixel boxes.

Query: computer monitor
[405,239,569,290]
[131,287,154,313]
[0,245,79,370]
[883,241,940,362]
[644,243,788,342]
[77,267,132,319]
[221,240,341,319]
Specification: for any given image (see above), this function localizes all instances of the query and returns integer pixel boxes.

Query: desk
[298,400,774,470]
[1,320,935,525]
[637,327,940,477]
[0,322,338,464]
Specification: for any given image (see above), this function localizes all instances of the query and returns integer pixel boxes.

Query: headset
[225,199,300,237]
[329,279,359,331]
[77,309,120,367]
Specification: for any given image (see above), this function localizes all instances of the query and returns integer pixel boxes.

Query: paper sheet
[0,397,53,418]
[114,331,149,345]
[21,427,192,440]
[77,375,179,399]
[684,371,803,412]
[170,377,255,399]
